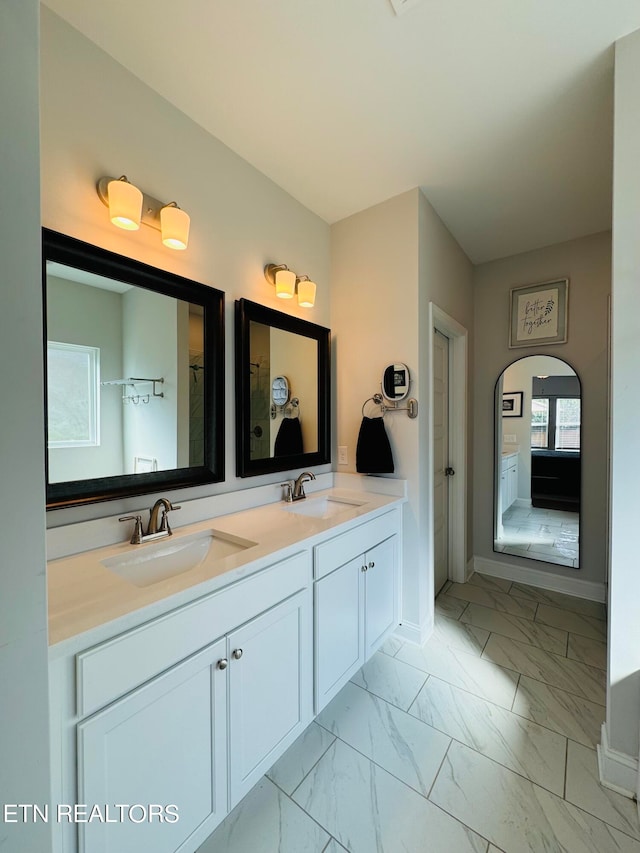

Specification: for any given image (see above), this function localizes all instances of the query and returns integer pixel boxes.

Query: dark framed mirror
[235,299,330,477]
[494,355,581,568]
[43,229,225,508]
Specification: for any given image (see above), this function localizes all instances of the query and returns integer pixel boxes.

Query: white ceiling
[42,0,640,263]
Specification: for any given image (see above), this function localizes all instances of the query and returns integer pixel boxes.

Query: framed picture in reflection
[502,391,523,417]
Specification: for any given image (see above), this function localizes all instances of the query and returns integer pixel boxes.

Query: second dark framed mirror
[235,299,330,477]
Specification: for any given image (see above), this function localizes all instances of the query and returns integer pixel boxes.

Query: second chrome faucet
[119,497,182,544]
[281,471,316,503]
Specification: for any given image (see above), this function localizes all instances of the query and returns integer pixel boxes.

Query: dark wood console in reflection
[531,451,581,512]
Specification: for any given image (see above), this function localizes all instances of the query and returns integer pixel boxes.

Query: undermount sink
[101,530,256,587]
[284,495,366,520]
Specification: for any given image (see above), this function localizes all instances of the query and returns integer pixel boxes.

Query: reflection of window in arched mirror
[494,355,581,569]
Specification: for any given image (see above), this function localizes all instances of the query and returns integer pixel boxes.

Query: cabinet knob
[361,565,368,572]
[232,648,244,660]
[368,561,375,569]
[217,659,228,670]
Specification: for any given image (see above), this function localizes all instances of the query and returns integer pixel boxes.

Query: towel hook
[362,394,385,418]
[361,392,418,419]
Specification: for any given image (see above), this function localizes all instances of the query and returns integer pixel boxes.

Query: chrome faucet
[291,471,316,501]
[119,498,181,544]
[148,497,180,534]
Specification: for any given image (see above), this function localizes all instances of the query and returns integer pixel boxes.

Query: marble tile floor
[498,506,580,568]
[197,575,628,853]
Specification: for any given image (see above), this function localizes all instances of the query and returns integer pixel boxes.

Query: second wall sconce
[264,263,317,308]
[96,175,191,250]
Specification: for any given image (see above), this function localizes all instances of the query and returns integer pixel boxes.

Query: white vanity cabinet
[499,452,519,516]
[49,494,404,853]
[313,509,400,712]
[77,639,228,853]
[51,551,312,853]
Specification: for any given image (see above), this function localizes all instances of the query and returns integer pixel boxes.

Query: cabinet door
[364,536,397,658]
[77,638,228,853]
[228,589,312,806]
[314,555,364,713]
[509,464,518,508]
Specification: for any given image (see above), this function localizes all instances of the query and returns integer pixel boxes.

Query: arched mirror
[494,355,581,568]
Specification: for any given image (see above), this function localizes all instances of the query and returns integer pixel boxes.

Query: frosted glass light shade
[297,279,316,308]
[107,179,142,230]
[275,268,296,298]
[161,205,190,250]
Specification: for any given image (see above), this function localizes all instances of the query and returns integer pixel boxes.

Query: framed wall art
[509,278,568,348]
[502,391,523,417]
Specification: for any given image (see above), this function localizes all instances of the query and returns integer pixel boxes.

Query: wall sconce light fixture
[264,263,317,308]
[97,176,190,250]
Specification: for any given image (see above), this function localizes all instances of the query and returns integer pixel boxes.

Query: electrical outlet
[338,446,348,465]
[504,434,517,443]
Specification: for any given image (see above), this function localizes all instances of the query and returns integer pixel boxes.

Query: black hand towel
[274,416,303,457]
[356,416,394,474]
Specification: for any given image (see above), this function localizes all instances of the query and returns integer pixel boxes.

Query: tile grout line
[322,678,572,800]
[561,792,640,845]
[480,635,606,703]
[426,738,454,800]
[406,674,430,716]
[446,591,538,623]
[461,607,569,655]
[269,771,347,847]
[317,726,451,802]
[508,685,605,745]
[283,730,339,800]
[427,739,640,848]
[509,671,522,712]
[406,681,570,798]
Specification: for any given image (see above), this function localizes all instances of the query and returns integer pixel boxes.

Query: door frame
[428,303,468,587]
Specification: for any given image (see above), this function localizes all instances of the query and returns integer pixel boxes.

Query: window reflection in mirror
[494,355,581,568]
[46,262,204,482]
[43,229,224,508]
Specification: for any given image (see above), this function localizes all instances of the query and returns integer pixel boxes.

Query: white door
[228,590,312,806]
[433,329,451,595]
[364,536,397,657]
[77,638,228,853]
[315,555,364,713]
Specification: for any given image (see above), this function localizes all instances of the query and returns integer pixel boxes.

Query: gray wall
[473,231,611,585]
[0,1,52,849]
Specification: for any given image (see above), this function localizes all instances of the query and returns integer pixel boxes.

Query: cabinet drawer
[501,454,517,472]
[313,509,399,580]
[76,551,310,718]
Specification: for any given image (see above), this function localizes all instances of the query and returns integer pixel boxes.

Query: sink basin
[284,495,366,520]
[101,530,256,587]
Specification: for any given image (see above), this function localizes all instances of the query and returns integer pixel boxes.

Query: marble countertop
[47,488,403,650]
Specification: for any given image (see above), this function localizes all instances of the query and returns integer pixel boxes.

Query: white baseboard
[396,615,433,647]
[513,498,532,508]
[597,723,638,799]
[465,557,475,582]
[471,555,606,603]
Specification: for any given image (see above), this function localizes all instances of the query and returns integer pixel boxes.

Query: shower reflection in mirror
[494,355,581,568]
